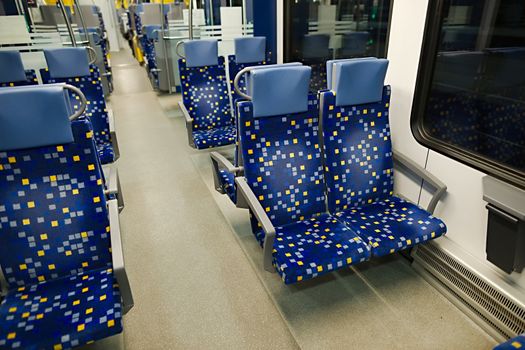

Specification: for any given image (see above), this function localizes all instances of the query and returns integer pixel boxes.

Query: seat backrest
[228,37,267,102]
[340,31,369,57]
[238,65,326,227]
[0,85,111,289]
[42,48,111,151]
[179,39,232,131]
[320,58,392,213]
[0,51,37,87]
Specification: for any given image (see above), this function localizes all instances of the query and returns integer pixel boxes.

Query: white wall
[386,0,525,290]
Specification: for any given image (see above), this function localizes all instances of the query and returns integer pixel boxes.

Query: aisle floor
[108,49,497,349]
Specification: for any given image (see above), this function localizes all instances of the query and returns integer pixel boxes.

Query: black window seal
[410,0,525,191]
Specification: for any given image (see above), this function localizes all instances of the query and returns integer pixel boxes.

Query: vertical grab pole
[74,0,89,44]
[161,0,173,92]
[57,0,78,47]
[189,0,194,40]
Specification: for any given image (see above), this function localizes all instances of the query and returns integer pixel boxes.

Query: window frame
[410,0,525,190]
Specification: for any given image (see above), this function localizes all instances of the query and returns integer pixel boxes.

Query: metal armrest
[178,101,194,147]
[393,151,447,214]
[210,151,243,194]
[235,177,276,272]
[108,199,134,314]
[107,108,120,160]
[103,164,124,212]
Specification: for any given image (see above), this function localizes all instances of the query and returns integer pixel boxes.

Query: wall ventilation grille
[413,243,525,340]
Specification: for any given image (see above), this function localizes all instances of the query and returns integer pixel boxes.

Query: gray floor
[107,49,497,349]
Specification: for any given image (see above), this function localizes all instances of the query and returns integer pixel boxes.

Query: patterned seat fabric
[494,334,525,350]
[335,197,446,257]
[179,57,235,149]
[0,268,122,350]
[192,125,236,149]
[41,65,115,165]
[239,87,370,283]
[321,82,447,257]
[0,70,38,88]
[0,119,122,349]
[274,213,370,284]
[219,170,236,202]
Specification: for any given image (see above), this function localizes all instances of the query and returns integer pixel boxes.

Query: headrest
[162,4,171,15]
[144,25,161,40]
[44,48,91,79]
[184,39,219,68]
[250,66,311,118]
[302,34,330,59]
[234,37,266,64]
[0,51,27,84]
[243,62,302,96]
[0,85,74,151]
[333,58,388,107]
[326,57,377,90]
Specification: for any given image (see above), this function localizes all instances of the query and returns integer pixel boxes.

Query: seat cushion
[219,170,236,202]
[273,213,371,284]
[494,334,525,350]
[193,125,236,149]
[335,196,447,258]
[97,142,115,165]
[0,268,122,350]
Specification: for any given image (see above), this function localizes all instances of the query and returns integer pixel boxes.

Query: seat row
[0,48,123,209]
[0,84,133,349]
[210,58,448,284]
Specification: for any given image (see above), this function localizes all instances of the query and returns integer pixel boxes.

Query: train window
[412,0,525,189]
[283,0,393,91]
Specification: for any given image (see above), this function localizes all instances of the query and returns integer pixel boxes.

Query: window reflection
[285,0,392,90]
[425,0,525,174]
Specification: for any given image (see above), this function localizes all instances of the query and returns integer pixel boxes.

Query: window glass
[284,0,393,91]
[418,0,525,184]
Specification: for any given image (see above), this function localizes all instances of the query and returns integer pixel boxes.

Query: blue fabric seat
[141,25,161,89]
[320,58,447,258]
[0,268,122,350]
[237,65,371,284]
[179,39,235,149]
[41,48,115,165]
[0,85,131,349]
[219,169,236,202]
[494,334,525,350]
[193,125,236,149]
[273,213,370,284]
[0,51,38,87]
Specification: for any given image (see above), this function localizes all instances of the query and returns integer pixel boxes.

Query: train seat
[178,39,236,149]
[0,85,133,350]
[320,59,447,258]
[494,334,525,350]
[228,37,267,103]
[234,66,371,284]
[211,62,304,204]
[0,51,38,87]
[41,48,118,165]
[142,25,161,89]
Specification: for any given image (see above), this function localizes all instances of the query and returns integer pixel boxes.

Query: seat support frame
[210,151,243,196]
[178,100,195,147]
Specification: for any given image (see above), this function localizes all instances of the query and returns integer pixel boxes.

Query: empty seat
[228,37,267,102]
[0,51,38,87]
[0,84,133,349]
[211,62,304,204]
[178,39,236,149]
[494,334,525,350]
[41,48,118,165]
[320,58,447,258]
[142,25,161,89]
[235,65,371,284]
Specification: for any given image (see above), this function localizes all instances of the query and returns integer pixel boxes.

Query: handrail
[175,40,185,58]
[63,84,88,120]
[86,45,97,64]
[233,66,253,100]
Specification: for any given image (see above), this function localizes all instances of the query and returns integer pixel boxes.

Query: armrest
[393,151,447,214]
[178,101,194,147]
[210,151,242,194]
[108,199,134,314]
[235,177,276,272]
[103,164,124,211]
[0,266,7,298]
[107,108,120,160]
